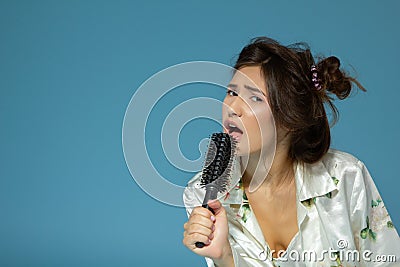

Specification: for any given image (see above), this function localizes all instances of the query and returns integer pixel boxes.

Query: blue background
[1,1,399,266]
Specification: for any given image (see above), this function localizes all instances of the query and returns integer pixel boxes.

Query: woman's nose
[228,96,244,117]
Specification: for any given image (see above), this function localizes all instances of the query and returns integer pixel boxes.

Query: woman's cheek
[253,107,276,147]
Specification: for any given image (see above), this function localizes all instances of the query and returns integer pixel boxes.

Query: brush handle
[195,185,218,248]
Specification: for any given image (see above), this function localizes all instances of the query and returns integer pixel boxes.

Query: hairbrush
[195,132,237,248]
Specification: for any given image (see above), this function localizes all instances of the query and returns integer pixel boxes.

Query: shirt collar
[295,160,338,202]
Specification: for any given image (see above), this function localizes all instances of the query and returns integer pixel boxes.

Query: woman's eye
[226,90,237,96]
[251,96,263,102]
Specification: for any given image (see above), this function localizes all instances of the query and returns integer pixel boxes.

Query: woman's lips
[223,120,243,142]
[229,131,242,141]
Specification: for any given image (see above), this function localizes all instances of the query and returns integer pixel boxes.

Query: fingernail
[212,224,215,232]
[211,215,216,222]
[209,233,214,240]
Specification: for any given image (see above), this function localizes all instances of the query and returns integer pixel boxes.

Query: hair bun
[318,56,352,99]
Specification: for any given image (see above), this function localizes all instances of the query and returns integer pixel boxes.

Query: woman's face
[222,66,276,156]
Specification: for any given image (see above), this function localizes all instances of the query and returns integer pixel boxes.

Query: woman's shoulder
[320,148,367,173]
[323,148,362,165]
[318,148,372,190]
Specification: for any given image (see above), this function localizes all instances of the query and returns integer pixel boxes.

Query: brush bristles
[200,133,237,193]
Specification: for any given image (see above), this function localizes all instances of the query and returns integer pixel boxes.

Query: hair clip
[311,65,322,91]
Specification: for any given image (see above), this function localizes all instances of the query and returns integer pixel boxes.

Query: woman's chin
[234,142,252,157]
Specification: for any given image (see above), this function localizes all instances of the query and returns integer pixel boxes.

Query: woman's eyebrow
[244,85,265,96]
[227,83,266,96]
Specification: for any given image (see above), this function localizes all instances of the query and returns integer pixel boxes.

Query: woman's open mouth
[223,120,243,141]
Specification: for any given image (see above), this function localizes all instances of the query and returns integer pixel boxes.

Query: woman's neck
[241,143,295,192]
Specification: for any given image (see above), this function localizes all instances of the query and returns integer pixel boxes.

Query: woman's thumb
[207,199,225,216]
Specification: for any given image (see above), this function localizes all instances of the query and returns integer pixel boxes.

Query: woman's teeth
[228,124,242,134]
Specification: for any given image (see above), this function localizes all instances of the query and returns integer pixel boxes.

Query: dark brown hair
[234,37,366,164]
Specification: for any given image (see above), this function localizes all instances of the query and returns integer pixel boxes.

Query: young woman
[182,37,399,266]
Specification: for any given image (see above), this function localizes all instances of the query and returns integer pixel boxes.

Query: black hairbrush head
[200,132,237,194]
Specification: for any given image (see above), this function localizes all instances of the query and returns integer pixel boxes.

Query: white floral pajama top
[183,149,400,266]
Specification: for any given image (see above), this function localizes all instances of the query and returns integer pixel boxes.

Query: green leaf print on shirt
[243,189,248,201]
[360,218,377,241]
[371,198,382,207]
[360,197,393,241]
[326,177,339,199]
[237,180,251,223]
[301,197,316,208]
[240,203,251,223]
[324,177,339,199]
[330,251,343,267]
[272,258,281,267]
[302,177,338,205]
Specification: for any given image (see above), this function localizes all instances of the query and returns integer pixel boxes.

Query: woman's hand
[183,200,234,266]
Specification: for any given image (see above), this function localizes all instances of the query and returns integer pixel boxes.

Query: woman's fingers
[183,226,213,248]
[190,206,213,218]
[183,207,216,249]
[188,213,214,228]
[185,222,213,236]
[186,232,211,248]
